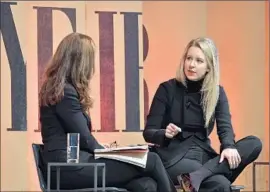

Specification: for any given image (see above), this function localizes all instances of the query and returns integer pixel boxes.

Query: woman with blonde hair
[39,32,176,192]
[143,37,262,192]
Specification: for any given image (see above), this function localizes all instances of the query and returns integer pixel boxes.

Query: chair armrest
[47,162,106,191]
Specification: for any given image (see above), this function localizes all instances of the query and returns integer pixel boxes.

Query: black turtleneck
[183,78,205,130]
[186,79,204,93]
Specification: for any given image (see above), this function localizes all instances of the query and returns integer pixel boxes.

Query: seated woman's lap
[167,158,203,184]
[64,152,161,189]
[48,158,141,189]
[166,145,212,184]
[48,151,164,190]
[166,158,231,191]
[86,156,143,187]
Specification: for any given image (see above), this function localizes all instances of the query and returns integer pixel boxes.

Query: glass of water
[67,133,80,163]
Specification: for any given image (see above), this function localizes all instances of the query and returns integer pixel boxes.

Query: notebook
[94,145,149,168]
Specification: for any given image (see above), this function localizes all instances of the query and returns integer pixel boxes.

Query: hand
[219,148,241,169]
[165,123,182,139]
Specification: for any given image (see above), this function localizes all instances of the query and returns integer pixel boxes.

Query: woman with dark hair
[39,32,176,192]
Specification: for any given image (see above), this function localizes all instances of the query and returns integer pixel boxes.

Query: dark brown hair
[39,32,95,111]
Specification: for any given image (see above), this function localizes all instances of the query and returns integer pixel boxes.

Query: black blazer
[39,83,103,170]
[143,79,236,168]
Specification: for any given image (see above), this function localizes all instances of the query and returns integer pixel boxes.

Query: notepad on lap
[94,145,149,168]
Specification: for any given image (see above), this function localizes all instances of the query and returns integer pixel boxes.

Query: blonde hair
[176,37,220,128]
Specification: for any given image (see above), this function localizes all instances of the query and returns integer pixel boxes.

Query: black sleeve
[55,85,103,153]
[143,83,171,147]
[215,86,236,150]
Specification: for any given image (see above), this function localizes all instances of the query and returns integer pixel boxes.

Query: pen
[174,126,182,132]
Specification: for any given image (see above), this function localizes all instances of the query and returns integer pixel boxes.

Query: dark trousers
[167,136,262,192]
[47,152,176,192]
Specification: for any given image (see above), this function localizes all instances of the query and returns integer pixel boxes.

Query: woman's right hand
[165,123,182,139]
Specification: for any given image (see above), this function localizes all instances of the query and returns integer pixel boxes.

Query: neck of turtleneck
[186,79,204,93]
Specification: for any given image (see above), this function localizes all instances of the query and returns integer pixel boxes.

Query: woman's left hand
[219,148,241,169]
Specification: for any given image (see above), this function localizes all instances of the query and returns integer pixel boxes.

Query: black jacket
[40,83,103,170]
[143,79,236,168]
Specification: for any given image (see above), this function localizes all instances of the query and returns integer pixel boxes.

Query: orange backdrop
[1,1,269,191]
